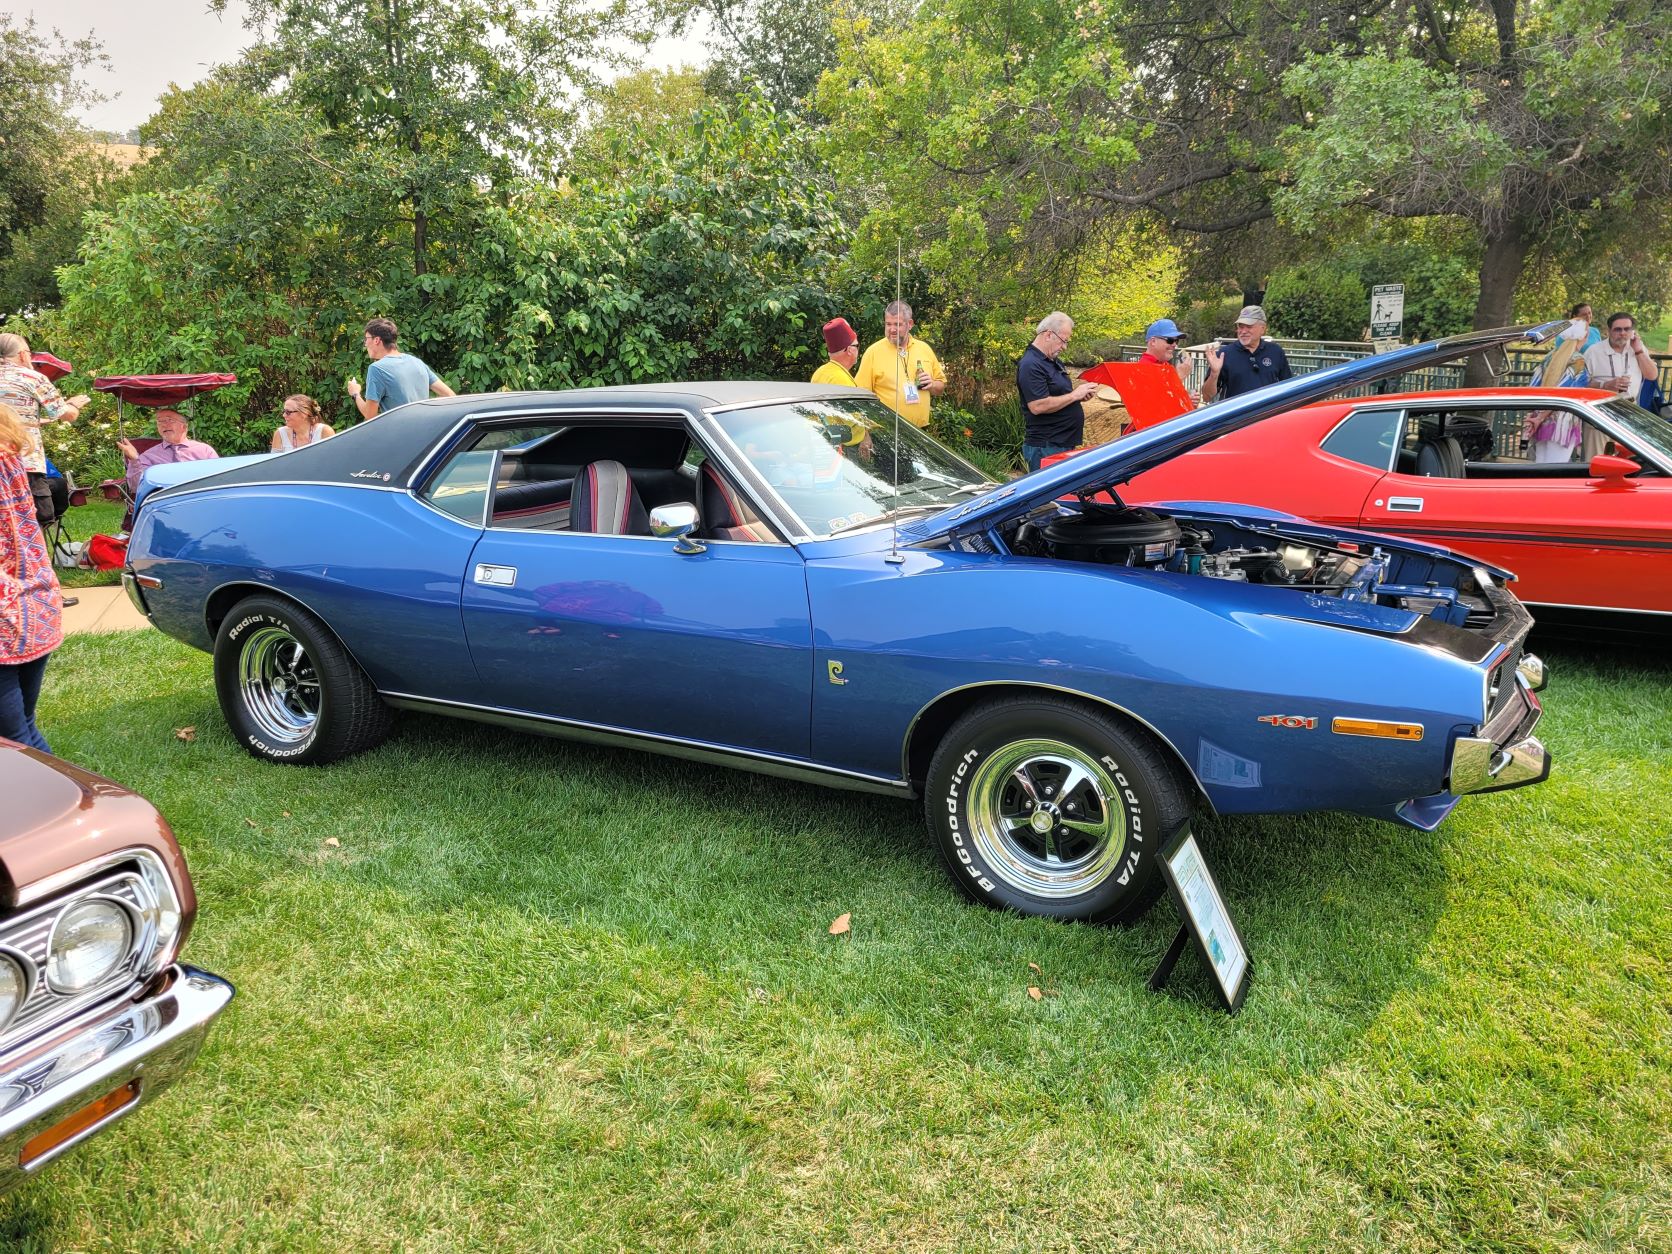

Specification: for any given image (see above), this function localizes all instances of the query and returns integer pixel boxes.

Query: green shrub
[1265,263,1367,341]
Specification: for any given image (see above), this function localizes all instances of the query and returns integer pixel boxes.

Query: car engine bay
[1005,502,1495,627]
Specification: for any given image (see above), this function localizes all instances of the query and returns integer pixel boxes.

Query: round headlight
[0,956,27,1030]
[46,900,133,994]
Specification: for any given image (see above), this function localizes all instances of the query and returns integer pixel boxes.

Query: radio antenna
[886,239,905,565]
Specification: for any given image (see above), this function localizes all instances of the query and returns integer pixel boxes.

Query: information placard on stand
[1148,826,1251,1013]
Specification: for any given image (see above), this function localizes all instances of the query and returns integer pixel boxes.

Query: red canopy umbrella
[92,373,237,406]
[30,352,73,382]
[92,372,237,437]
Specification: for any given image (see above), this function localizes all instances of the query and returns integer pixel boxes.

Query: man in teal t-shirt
[346,317,455,419]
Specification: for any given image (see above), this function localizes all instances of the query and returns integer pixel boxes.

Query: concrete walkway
[61,584,152,635]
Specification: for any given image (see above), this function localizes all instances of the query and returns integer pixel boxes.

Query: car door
[456,431,814,758]
[1359,402,1672,612]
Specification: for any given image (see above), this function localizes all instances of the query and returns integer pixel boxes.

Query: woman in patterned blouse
[0,402,63,751]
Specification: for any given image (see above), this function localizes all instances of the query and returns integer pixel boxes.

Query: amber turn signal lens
[1331,718,1423,741]
[19,1081,140,1168]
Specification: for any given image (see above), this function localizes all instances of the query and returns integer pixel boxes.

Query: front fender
[807,550,1485,816]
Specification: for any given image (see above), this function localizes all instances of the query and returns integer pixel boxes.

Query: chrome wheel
[965,739,1126,900]
[238,625,321,745]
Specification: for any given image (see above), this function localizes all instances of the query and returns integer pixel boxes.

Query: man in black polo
[1018,311,1099,471]
[1200,305,1292,403]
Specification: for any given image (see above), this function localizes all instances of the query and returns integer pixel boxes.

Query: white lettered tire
[925,695,1192,923]
[213,594,393,765]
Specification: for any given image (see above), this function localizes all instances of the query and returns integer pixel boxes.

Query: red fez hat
[822,317,858,353]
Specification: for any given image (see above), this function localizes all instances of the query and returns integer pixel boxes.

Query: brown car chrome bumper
[0,965,233,1191]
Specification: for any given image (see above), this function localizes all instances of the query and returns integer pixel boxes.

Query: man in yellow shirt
[811,317,860,386]
[855,301,946,428]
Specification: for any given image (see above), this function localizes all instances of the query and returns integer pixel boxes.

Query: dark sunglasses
[1162,336,1181,344]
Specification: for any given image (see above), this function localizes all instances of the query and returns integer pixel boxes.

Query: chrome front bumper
[1449,658,1551,795]
[0,964,233,1192]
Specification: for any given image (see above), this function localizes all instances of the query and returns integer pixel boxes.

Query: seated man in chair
[118,409,219,495]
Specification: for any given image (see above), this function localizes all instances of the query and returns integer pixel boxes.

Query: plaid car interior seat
[571,460,649,535]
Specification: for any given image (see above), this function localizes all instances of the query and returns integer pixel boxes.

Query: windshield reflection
[713,398,993,537]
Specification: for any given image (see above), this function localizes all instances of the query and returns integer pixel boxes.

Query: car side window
[421,448,498,525]
[1321,408,1402,470]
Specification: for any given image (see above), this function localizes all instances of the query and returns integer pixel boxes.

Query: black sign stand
[1148,825,1251,1014]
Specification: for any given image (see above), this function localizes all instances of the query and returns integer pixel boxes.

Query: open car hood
[900,322,1569,544]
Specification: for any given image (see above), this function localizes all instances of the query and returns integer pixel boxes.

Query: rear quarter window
[1321,408,1402,470]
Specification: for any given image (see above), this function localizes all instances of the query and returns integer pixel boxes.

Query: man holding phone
[1200,306,1291,403]
[1581,312,1657,402]
[1017,312,1100,471]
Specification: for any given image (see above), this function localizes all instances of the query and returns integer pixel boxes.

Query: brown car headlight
[46,899,133,993]
[0,954,27,1030]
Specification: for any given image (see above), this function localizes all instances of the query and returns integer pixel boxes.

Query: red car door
[1359,404,1672,613]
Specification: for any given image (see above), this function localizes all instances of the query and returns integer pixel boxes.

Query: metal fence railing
[1105,339,1672,402]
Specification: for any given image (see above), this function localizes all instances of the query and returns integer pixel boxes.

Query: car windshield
[1598,398,1672,466]
[712,398,994,537]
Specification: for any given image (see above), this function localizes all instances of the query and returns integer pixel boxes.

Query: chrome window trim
[1320,405,1407,474]
[408,406,810,544]
[378,690,909,795]
[141,479,408,509]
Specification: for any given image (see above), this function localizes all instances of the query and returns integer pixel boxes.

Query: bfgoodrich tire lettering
[213,594,393,765]
[925,695,1192,924]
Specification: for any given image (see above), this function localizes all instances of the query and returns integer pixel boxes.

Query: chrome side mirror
[649,503,705,554]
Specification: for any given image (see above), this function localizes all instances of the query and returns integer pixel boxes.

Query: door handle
[1388,496,1424,513]
[474,563,517,587]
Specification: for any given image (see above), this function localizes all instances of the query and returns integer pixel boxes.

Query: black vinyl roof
[149,381,852,496]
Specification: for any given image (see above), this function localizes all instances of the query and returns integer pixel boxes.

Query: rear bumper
[0,964,233,1192]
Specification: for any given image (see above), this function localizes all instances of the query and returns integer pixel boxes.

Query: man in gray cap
[1201,305,1292,403]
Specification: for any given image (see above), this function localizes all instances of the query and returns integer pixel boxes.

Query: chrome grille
[1488,642,1523,724]
[0,870,154,1048]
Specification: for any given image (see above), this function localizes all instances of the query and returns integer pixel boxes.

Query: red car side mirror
[1587,453,1640,485]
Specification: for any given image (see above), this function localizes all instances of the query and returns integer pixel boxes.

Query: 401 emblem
[1257,714,1317,729]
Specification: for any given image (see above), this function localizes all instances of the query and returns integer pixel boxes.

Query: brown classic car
[0,740,232,1190]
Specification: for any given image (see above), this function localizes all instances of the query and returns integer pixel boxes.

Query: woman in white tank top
[271,394,336,452]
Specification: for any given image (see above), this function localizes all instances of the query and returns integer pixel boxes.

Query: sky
[35,0,707,136]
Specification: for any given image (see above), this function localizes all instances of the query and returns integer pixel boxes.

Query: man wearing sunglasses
[1139,319,1186,370]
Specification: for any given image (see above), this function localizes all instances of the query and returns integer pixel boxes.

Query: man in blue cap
[1138,317,1187,373]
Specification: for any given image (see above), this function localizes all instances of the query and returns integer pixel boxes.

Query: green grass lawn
[2,631,1667,1251]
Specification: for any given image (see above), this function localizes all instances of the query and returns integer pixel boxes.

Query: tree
[820,0,1672,378]
[567,66,710,181]
[699,0,910,114]
[216,0,661,280]
[1275,0,1672,379]
[0,16,108,312]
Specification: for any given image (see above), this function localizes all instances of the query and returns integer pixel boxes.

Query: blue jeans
[0,655,51,753]
[1022,442,1075,473]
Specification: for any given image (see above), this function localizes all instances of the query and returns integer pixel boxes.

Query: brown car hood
[0,740,196,918]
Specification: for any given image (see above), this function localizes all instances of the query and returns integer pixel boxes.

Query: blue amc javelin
[123,325,1555,924]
